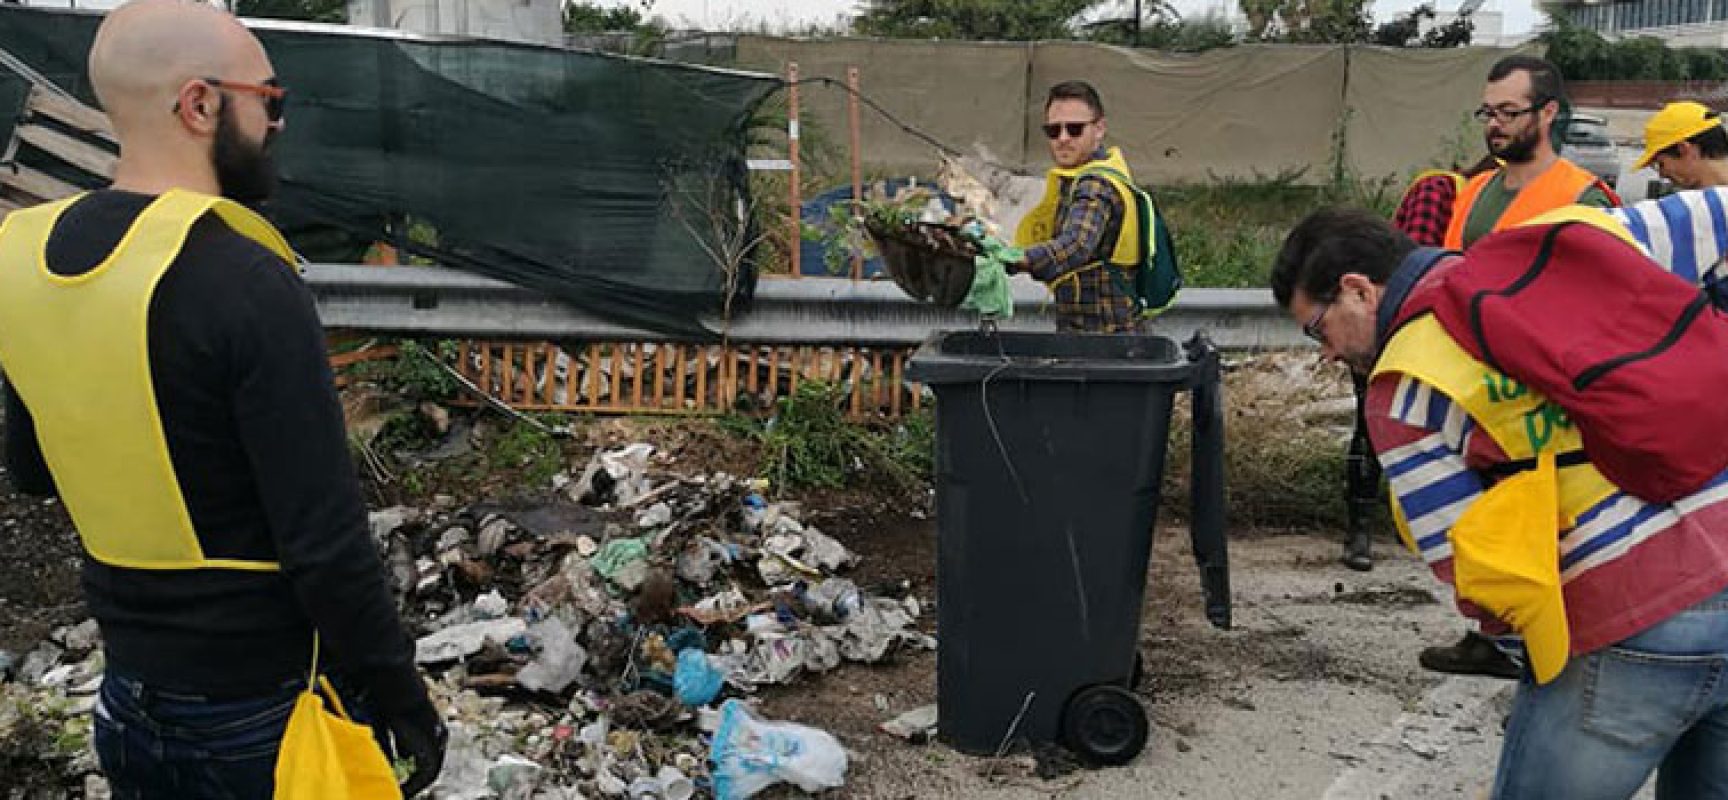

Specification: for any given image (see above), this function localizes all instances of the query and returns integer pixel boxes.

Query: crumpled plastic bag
[674,648,725,706]
[710,699,848,800]
[591,537,650,591]
[515,617,588,693]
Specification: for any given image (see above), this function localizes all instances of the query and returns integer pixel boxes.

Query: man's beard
[213,103,278,204]
[1486,123,1539,164]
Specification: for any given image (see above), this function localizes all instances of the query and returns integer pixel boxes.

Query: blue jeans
[1493,587,1728,799]
[94,672,302,800]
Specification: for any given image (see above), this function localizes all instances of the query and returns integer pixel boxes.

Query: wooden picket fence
[449,340,926,418]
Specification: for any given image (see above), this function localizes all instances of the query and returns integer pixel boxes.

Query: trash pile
[0,441,933,799]
[0,621,103,798]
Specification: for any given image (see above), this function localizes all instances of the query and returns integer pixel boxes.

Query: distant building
[1545,0,1728,47]
[346,0,562,45]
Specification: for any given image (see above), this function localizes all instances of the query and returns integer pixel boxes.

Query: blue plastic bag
[674,648,724,707]
[710,699,848,800]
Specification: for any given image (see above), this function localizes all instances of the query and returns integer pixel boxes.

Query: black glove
[364,662,448,798]
[385,701,447,798]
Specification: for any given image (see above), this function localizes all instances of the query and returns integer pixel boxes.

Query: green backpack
[1078,165,1183,318]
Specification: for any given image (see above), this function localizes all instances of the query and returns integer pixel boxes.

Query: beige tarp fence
[1028,42,1346,184]
[1345,46,1526,180]
[735,36,1527,185]
[738,37,1034,170]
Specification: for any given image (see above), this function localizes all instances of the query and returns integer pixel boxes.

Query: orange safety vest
[1442,159,1619,250]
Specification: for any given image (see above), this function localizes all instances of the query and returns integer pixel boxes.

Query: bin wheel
[1061,685,1148,766]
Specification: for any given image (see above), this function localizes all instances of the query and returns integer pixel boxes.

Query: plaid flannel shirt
[1022,173,1140,333]
[1392,174,1458,248]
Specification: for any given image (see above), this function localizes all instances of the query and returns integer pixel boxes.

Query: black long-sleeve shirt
[2,191,422,711]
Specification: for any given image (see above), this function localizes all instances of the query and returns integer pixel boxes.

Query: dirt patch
[799,496,936,603]
[1327,585,1440,608]
[0,408,84,658]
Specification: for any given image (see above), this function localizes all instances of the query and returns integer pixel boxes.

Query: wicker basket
[865,219,977,308]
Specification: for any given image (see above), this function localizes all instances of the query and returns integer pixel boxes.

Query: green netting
[0,7,779,336]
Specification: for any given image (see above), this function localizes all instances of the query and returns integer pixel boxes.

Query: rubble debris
[800,527,856,573]
[369,506,419,546]
[516,618,588,694]
[476,516,512,559]
[0,682,97,790]
[609,690,682,731]
[680,590,764,626]
[437,524,473,554]
[572,443,656,507]
[880,704,939,743]
[17,643,62,686]
[636,502,674,530]
[592,537,651,592]
[55,619,101,654]
[415,618,528,665]
[487,754,544,798]
[835,598,935,663]
[801,578,863,623]
[675,537,738,587]
[0,454,931,799]
[471,589,510,620]
[655,765,696,800]
[630,570,680,627]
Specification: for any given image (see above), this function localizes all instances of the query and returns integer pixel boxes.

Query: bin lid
[905,331,1194,385]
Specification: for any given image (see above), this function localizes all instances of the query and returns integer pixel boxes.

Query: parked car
[1564,113,1621,189]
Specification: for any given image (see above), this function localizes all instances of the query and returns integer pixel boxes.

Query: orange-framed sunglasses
[173,77,287,123]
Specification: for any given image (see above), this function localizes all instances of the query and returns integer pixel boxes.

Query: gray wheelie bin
[906,330,1231,766]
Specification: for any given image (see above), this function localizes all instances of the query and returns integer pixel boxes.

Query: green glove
[961,236,1021,319]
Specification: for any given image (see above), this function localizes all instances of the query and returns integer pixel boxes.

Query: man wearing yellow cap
[1637,101,1728,191]
[1272,205,1728,799]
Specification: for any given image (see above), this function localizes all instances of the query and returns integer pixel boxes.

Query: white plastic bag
[709,699,848,799]
[515,617,587,693]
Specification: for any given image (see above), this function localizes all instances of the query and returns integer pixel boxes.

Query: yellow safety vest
[1375,311,1619,684]
[0,190,298,571]
[1014,146,1142,280]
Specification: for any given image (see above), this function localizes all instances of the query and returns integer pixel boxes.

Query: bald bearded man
[0,2,444,796]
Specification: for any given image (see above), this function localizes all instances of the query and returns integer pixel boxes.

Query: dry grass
[1161,351,1359,532]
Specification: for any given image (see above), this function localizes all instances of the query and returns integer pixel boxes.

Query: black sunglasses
[1042,120,1095,139]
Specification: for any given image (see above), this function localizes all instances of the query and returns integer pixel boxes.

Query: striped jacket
[1369,188,1728,655]
[1607,186,1728,292]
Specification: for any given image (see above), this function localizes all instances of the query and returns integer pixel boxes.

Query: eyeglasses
[1302,301,1332,343]
[174,77,287,123]
[1042,120,1095,140]
[1473,98,1549,125]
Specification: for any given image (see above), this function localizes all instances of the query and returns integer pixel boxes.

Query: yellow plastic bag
[1450,451,1571,684]
[274,639,402,800]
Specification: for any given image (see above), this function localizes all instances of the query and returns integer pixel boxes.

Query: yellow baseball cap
[1636,101,1723,170]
